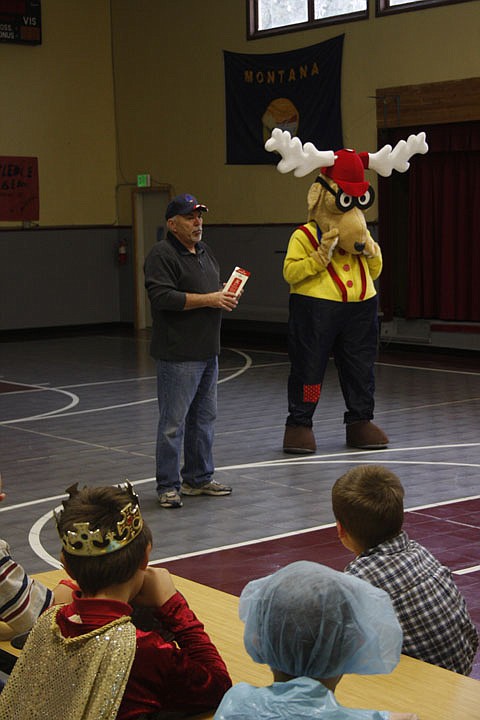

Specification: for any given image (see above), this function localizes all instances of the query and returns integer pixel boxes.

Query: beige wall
[1,0,478,227]
[111,0,479,225]
[0,0,116,226]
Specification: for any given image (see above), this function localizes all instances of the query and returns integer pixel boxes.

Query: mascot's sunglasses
[315,176,375,213]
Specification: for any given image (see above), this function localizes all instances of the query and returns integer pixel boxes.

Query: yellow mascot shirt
[283,221,382,303]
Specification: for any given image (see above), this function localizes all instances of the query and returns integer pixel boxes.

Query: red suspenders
[297,225,367,302]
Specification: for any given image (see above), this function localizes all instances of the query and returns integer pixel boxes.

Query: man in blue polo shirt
[144,193,238,508]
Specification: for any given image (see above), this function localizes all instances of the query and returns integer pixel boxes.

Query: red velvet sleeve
[119,591,232,719]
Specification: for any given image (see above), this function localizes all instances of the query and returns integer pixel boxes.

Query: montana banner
[224,35,344,165]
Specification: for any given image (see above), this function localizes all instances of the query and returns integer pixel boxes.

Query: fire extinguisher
[118,238,127,265]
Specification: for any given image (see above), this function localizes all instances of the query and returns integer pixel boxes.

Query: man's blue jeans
[155,356,218,494]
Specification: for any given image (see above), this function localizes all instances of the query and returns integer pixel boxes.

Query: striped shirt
[345,531,478,675]
[0,539,53,634]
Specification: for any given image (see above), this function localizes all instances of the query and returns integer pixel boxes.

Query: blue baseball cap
[165,193,208,220]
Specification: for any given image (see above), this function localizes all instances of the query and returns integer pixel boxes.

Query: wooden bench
[1,569,479,719]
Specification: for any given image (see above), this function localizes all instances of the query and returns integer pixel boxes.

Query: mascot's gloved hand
[363,236,381,259]
[310,228,339,267]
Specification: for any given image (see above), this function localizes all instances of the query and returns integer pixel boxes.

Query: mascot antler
[265,128,428,179]
[367,132,428,176]
[265,128,335,177]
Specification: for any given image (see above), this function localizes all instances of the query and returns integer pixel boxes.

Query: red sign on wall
[0,156,39,221]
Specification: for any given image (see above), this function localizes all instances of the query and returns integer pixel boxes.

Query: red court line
[159,498,480,595]
[159,497,480,679]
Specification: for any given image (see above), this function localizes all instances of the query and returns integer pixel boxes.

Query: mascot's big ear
[307,181,324,220]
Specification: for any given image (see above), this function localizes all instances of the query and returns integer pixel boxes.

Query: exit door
[132,185,173,329]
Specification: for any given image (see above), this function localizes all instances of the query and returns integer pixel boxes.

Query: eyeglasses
[315,176,375,213]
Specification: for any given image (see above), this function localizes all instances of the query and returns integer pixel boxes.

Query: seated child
[332,464,479,675]
[0,482,232,719]
[0,481,53,643]
[214,560,417,720]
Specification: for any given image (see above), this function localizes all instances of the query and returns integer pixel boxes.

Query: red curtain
[378,121,480,322]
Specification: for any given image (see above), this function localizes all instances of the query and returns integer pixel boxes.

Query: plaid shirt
[345,531,478,675]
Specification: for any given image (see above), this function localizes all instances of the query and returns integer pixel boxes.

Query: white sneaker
[181,480,232,496]
[158,490,183,508]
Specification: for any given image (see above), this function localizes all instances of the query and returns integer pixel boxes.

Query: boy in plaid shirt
[332,465,478,675]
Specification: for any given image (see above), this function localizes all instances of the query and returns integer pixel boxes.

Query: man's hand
[210,290,239,311]
[184,290,238,311]
[132,567,177,608]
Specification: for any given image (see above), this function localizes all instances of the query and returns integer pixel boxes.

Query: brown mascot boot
[283,425,317,454]
[346,420,389,450]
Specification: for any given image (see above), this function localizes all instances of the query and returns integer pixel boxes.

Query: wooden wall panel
[376,77,480,128]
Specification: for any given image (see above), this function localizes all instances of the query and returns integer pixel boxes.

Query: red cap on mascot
[321,149,370,197]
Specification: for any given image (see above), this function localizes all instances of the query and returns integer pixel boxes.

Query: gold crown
[55,482,144,557]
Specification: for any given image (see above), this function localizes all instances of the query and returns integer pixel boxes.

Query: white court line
[4,352,478,425]
[14,397,158,419]
[218,349,252,383]
[59,356,479,382]
[58,376,156,389]
[0,380,79,425]
[455,565,480,575]
[2,444,479,515]
[1,348,252,424]
[3,355,479,570]
[10,449,479,572]
[29,507,63,569]
[377,396,480,417]
[376,361,480,377]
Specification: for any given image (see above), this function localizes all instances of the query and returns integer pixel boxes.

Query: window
[248,0,368,39]
[377,0,476,16]
[248,0,475,36]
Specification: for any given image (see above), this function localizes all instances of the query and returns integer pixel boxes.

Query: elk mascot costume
[265,128,428,453]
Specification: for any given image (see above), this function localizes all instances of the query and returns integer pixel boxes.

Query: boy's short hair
[56,484,152,595]
[332,465,404,550]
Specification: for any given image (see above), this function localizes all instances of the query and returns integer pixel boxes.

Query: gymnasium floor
[1,325,479,677]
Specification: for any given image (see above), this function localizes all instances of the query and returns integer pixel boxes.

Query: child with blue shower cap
[214,561,418,720]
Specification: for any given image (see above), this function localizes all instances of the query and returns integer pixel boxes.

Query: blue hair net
[239,561,402,678]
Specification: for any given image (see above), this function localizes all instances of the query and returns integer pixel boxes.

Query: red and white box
[224,266,250,296]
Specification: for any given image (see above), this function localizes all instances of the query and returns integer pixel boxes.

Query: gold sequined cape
[0,604,137,719]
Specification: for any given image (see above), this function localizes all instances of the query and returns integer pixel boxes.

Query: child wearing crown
[0,482,232,719]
